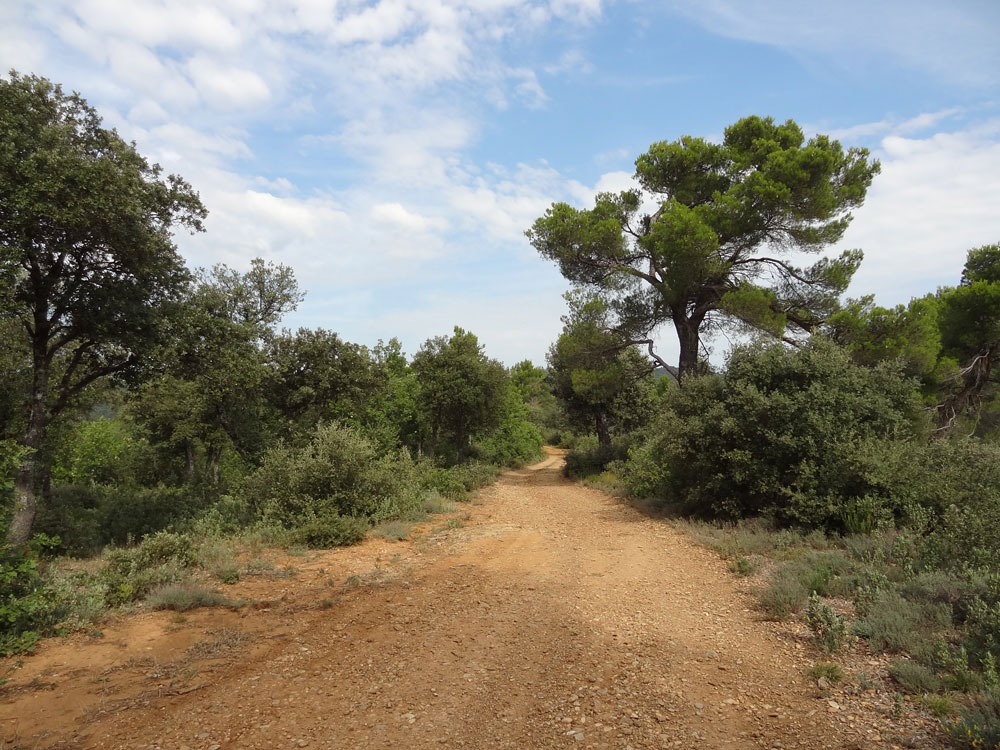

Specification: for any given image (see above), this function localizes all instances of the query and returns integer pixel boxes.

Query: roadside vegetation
[532,117,1000,747]
[0,75,551,662]
[556,266,1000,747]
[4,74,999,747]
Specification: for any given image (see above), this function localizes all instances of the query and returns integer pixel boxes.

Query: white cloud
[186,56,270,110]
[0,3,46,74]
[667,0,1000,88]
[371,202,450,233]
[127,98,170,124]
[819,108,965,142]
[836,121,1000,304]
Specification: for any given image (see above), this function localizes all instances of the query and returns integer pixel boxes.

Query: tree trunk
[428,423,439,462]
[933,342,999,438]
[595,410,611,449]
[6,354,49,548]
[674,316,701,385]
[207,445,222,485]
[184,441,197,484]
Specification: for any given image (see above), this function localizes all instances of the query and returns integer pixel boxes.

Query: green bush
[0,547,58,654]
[240,423,418,530]
[420,467,467,499]
[805,592,850,653]
[288,512,368,549]
[51,416,141,486]
[472,407,543,467]
[99,531,196,606]
[889,659,942,694]
[36,484,204,555]
[853,591,951,653]
[620,341,925,528]
[948,688,1000,749]
[564,436,628,479]
[965,595,1000,669]
[451,461,501,492]
[759,565,810,620]
[99,486,204,546]
[34,484,105,557]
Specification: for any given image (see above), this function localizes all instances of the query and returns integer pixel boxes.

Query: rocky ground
[0,448,947,749]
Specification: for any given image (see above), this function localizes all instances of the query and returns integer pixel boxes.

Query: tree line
[0,72,547,554]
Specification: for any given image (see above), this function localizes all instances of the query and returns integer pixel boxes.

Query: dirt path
[3,449,918,748]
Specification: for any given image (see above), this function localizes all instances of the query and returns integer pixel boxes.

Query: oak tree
[0,73,206,545]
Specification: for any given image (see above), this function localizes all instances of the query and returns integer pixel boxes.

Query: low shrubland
[563,341,1000,744]
[1,418,517,657]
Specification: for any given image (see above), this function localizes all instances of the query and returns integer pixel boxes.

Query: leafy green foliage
[563,435,630,479]
[529,115,879,380]
[0,73,206,545]
[547,292,655,447]
[826,295,942,378]
[471,384,543,467]
[288,513,369,549]
[0,545,57,654]
[240,422,417,532]
[413,327,507,462]
[99,531,195,606]
[805,593,850,653]
[621,340,924,527]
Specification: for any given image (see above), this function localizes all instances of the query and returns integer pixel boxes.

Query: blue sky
[3,0,1000,366]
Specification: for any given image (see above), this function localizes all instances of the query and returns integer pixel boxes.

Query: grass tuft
[146,582,233,611]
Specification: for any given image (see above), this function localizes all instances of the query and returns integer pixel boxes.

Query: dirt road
[3,449,917,748]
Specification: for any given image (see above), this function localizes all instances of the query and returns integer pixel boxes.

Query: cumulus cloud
[371,203,450,233]
[835,121,1000,304]
[666,0,1000,88]
[186,56,270,110]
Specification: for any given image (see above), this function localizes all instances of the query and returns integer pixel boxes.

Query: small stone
[297,741,310,747]
[574,732,585,742]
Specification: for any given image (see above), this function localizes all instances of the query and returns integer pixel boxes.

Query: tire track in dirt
[3,449,879,748]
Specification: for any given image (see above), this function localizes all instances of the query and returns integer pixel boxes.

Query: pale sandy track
[1,449,907,748]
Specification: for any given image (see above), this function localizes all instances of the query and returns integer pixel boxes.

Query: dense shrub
[564,436,629,479]
[0,546,58,654]
[472,415,543,467]
[621,340,926,528]
[288,512,369,548]
[99,531,196,605]
[239,423,418,532]
[36,484,206,556]
[948,688,1000,749]
[419,462,501,499]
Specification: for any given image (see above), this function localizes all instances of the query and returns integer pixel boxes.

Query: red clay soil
[0,448,946,749]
